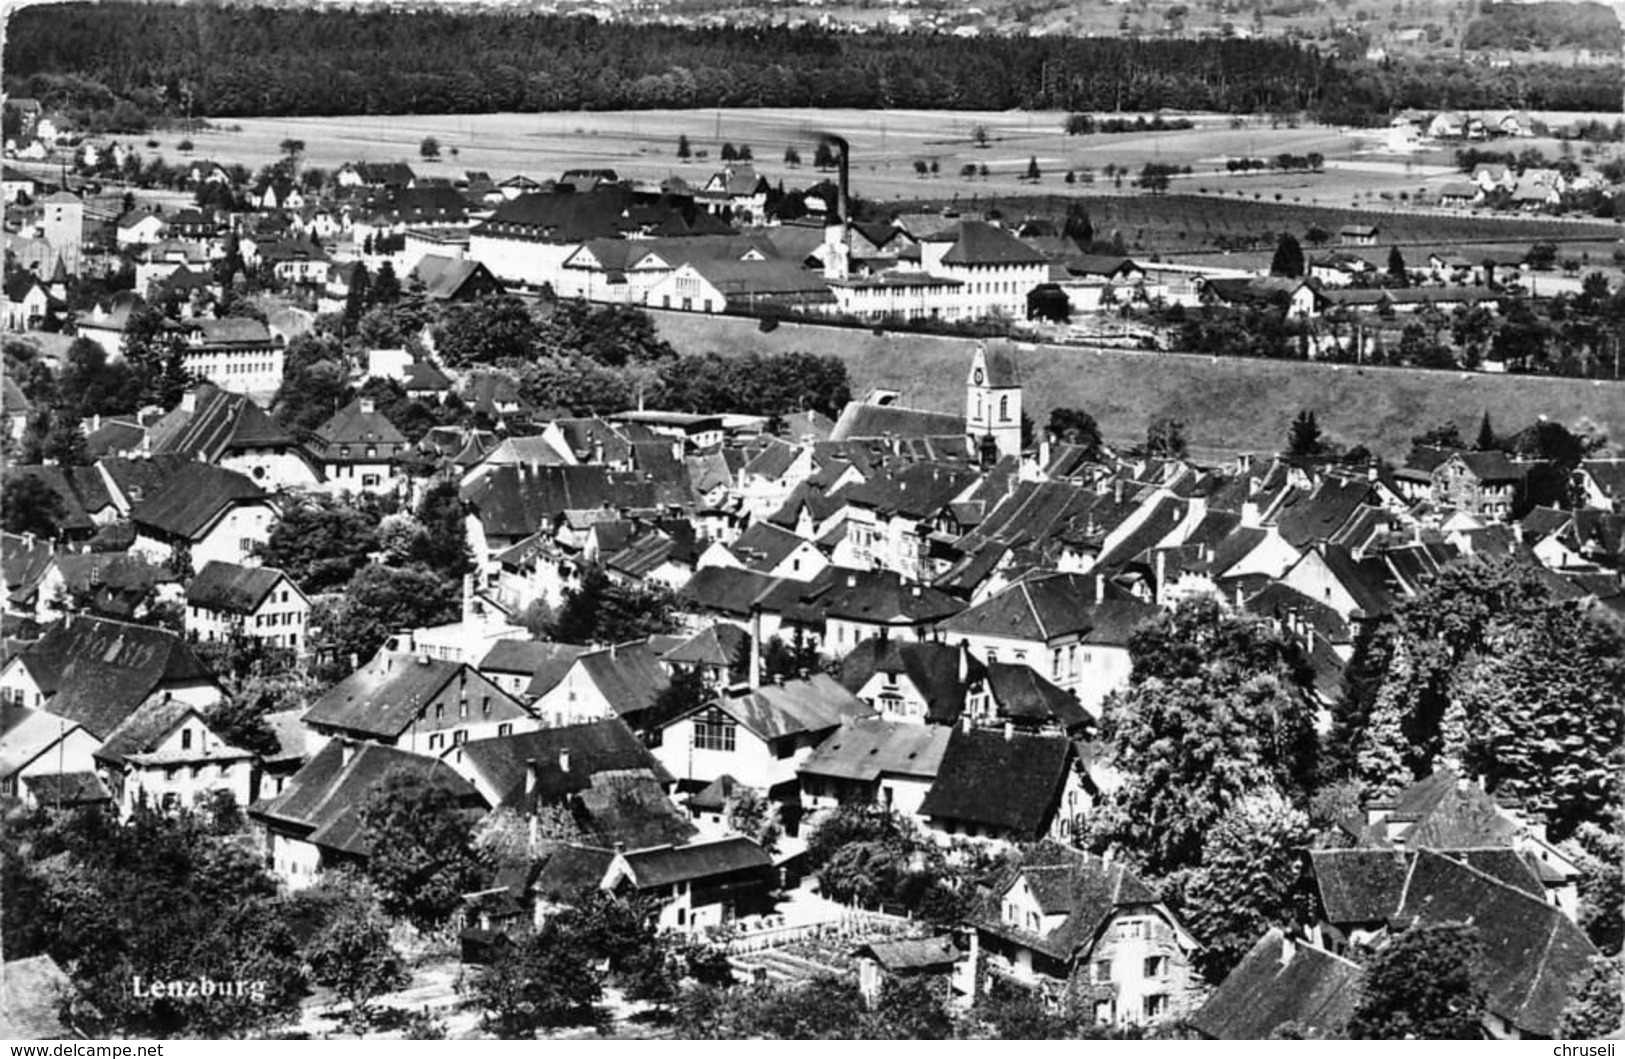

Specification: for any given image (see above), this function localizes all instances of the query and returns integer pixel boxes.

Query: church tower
[965,340,1022,461]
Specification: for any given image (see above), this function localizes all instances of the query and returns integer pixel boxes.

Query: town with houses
[2,13,1625,1042]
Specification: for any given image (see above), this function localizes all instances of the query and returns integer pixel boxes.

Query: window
[1093,960,1111,984]
[435,704,445,721]
[482,695,491,717]
[1027,911,1040,932]
[454,730,468,745]
[1094,1001,1115,1025]
[1144,994,1168,1020]
[1119,919,1147,940]
[999,395,1010,422]
[429,733,444,750]
[181,728,193,751]
[1144,955,1168,980]
[498,723,512,737]
[692,708,737,752]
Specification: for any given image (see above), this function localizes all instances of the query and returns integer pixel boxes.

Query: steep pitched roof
[1398,850,1598,1037]
[477,640,589,697]
[797,568,964,627]
[1310,848,1413,923]
[252,739,481,856]
[799,715,950,783]
[977,844,1161,959]
[1191,930,1361,1040]
[128,463,268,540]
[185,560,295,614]
[705,673,873,741]
[919,727,1075,838]
[837,637,980,724]
[302,651,519,739]
[982,662,1090,729]
[453,717,671,809]
[461,465,662,539]
[939,572,1152,644]
[661,623,749,671]
[311,398,409,450]
[570,640,671,721]
[828,402,965,444]
[938,221,1047,266]
[16,616,215,739]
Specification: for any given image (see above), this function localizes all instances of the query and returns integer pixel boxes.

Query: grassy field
[648,310,1625,462]
[149,108,1624,216]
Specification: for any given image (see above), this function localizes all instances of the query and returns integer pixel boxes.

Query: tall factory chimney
[820,133,852,281]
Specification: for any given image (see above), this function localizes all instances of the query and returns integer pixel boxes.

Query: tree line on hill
[5,2,1579,131]
[1462,1,1624,52]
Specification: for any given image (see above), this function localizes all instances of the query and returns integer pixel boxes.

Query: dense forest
[3,3,1621,130]
[1462,1,1623,52]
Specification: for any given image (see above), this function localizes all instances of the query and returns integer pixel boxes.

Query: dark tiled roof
[18,617,215,739]
[798,568,963,626]
[977,844,1160,959]
[454,717,671,809]
[1398,850,1598,1037]
[706,673,873,741]
[1310,848,1412,923]
[311,398,409,451]
[919,727,1074,839]
[475,186,640,244]
[303,651,525,739]
[574,773,697,849]
[855,936,961,971]
[252,739,482,857]
[1275,478,1374,549]
[20,770,111,807]
[938,221,1046,266]
[828,402,964,444]
[661,623,749,670]
[185,560,294,614]
[837,637,981,724]
[532,843,616,900]
[939,572,1151,644]
[571,641,671,722]
[983,662,1090,730]
[1190,930,1361,1040]
[129,463,268,540]
[461,465,661,539]
[618,836,772,889]
[798,716,950,783]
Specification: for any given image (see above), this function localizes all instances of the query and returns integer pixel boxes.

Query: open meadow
[149,107,1621,215]
[647,309,1625,463]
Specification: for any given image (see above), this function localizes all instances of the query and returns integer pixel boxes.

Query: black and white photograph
[0,0,1622,1040]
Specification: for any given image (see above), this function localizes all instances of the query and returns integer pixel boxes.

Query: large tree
[255,495,382,593]
[1179,790,1315,982]
[548,563,680,645]
[1089,598,1318,876]
[1344,558,1622,839]
[305,911,410,1030]
[1347,923,1488,1040]
[1269,232,1305,278]
[360,769,487,930]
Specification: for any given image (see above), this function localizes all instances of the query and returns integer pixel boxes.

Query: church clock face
[973,367,984,384]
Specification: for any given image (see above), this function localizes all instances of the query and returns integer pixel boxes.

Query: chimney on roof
[359,396,376,415]
[1114,480,1123,504]
[958,640,969,682]
[847,574,857,589]
[961,713,973,734]
[180,390,197,414]
[1038,437,1051,471]
[558,748,570,774]
[1003,721,1014,741]
[526,757,538,796]
[418,650,431,665]
[1279,934,1297,966]
[340,739,357,766]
